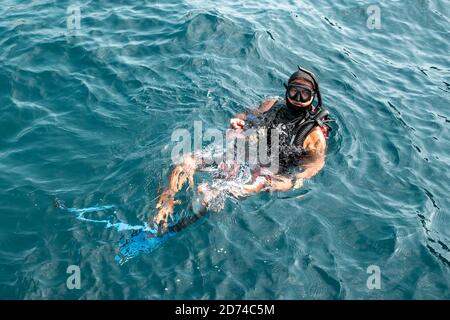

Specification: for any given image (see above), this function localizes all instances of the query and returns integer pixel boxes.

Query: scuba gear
[258,100,332,148]
[244,99,333,173]
[284,83,315,103]
[285,66,323,111]
[288,68,316,88]
[292,107,330,147]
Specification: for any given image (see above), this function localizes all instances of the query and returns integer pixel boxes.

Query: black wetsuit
[244,99,331,173]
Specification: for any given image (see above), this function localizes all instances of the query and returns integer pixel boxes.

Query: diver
[153,67,332,232]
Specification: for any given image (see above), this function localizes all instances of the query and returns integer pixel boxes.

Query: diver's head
[286,78,315,108]
[284,67,321,110]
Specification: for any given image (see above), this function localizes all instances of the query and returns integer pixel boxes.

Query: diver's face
[286,79,315,108]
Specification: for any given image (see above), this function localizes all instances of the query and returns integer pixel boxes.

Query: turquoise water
[1,0,449,299]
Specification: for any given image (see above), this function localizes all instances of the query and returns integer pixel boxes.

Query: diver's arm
[230,99,277,129]
[257,98,278,113]
[267,175,294,192]
[296,127,327,180]
[234,175,294,194]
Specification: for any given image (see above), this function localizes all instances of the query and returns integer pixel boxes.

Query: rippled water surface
[1,0,449,299]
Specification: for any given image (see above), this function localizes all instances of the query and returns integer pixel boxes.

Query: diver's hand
[228,176,269,198]
[292,177,304,189]
[228,185,247,198]
[230,118,245,129]
[269,175,294,192]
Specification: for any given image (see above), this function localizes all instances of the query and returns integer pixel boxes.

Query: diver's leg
[154,153,200,228]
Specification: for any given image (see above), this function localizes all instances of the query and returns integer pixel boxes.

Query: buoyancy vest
[245,99,332,171]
